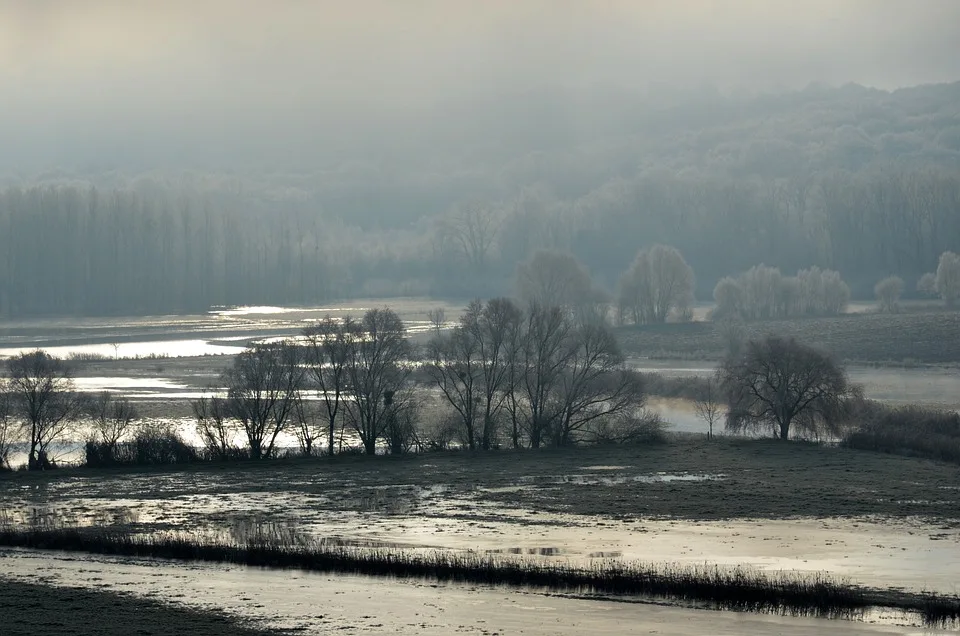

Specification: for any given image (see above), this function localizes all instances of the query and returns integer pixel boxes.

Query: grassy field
[2,438,958,525]
[616,309,960,365]
[0,578,276,636]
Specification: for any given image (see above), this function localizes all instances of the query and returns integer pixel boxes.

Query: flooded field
[3,548,941,635]
[2,442,958,595]
[2,301,958,632]
[0,298,464,360]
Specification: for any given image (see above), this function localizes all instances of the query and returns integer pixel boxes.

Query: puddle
[513,472,726,486]
[579,465,629,470]
[487,547,565,556]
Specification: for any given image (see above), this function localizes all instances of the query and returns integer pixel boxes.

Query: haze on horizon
[1,0,959,173]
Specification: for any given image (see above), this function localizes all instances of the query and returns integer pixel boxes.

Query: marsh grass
[0,524,957,625]
[844,404,960,464]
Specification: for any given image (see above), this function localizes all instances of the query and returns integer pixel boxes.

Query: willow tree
[719,337,853,441]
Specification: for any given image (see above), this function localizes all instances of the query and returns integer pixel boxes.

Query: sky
[1,0,958,171]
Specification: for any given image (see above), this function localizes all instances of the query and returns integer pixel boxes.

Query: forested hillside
[1,81,959,317]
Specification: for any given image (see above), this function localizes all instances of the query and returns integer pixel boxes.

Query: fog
[2,1,960,171]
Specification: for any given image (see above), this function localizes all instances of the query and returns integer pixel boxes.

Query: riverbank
[0,577,276,636]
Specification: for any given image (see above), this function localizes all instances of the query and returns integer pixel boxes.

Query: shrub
[584,410,667,445]
[874,276,904,313]
[844,403,960,463]
[85,423,198,467]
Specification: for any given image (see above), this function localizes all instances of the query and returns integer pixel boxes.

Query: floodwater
[0,297,465,359]
[4,464,958,596]
[0,549,949,635]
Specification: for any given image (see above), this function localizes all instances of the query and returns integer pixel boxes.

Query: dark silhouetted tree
[191,396,237,460]
[694,377,723,440]
[5,350,88,469]
[719,336,853,441]
[223,341,305,459]
[343,308,411,455]
[303,315,357,456]
[87,391,140,461]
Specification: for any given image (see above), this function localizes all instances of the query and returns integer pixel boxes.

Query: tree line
[0,302,651,469]
[2,300,953,471]
[3,167,958,319]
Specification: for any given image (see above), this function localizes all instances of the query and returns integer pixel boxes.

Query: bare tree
[693,377,723,440]
[426,307,446,337]
[427,298,522,450]
[618,244,695,324]
[425,322,482,450]
[466,298,522,449]
[292,393,324,456]
[936,250,960,307]
[87,391,140,460]
[548,322,645,446]
[874,276,904,313]
[0,386,15,470]
[303,315,356,456]
[382,390,420,455]
[436,200,501,270]
[6,350,88,470]
[719,336,853,441]
[344,308,411,455]
[191,395,237,460]
[517,304,574,448]
[515,250,595,311]
[223,341,305,459]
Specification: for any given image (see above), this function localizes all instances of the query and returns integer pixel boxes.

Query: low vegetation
[616,309,960,364]
[1,525,957,624]
[844,403,960,464]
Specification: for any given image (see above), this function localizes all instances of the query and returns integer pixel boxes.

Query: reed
[0,525,956,624]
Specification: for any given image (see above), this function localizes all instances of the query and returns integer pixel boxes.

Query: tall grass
[0,525,956,624]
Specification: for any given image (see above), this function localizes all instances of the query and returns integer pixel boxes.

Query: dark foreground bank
[0,577,277,636]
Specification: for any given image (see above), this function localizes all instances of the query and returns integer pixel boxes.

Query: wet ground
[2,301,958,633]
[0,549,951,635]
[2,441,958,595]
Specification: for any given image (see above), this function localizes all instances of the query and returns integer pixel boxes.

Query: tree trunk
[328,417,335,457]
[779,419,791,441]
[363,437,377,455]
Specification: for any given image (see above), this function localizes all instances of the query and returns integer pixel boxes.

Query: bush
[585,410,667,445]
[85,424,198,467]
[844,404,960,463]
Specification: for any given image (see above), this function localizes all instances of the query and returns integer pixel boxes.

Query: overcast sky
[1,1,958,171]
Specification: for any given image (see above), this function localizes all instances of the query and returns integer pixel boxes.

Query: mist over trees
[1,82,960,317]
[617,245,695,325]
